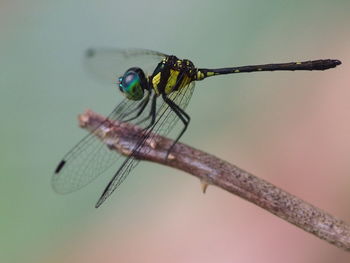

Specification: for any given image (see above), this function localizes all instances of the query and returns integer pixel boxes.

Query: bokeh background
[1,0,350,262]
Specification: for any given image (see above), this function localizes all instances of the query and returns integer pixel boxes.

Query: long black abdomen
[196,59,341,80]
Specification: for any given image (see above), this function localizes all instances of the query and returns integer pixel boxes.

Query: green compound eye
[118,68,147,101]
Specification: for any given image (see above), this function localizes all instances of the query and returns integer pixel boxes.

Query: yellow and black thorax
[150,55,197,96]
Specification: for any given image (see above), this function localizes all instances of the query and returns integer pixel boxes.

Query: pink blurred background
[1,0,349,262]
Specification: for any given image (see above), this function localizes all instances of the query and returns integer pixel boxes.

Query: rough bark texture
[79,109,350,251]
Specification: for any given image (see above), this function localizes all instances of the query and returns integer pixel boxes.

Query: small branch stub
[79,109,350,251]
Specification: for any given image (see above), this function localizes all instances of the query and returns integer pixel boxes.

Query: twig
[79,109,350,251]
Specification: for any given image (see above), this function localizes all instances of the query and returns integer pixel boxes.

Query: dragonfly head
[118,67,148,101]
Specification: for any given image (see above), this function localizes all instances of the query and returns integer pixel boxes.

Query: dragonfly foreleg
[122,92,150,122]
[136,93,157,129]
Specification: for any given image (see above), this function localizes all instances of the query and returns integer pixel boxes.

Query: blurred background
[1,0,350,262]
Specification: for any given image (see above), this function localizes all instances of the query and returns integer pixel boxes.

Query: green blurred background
[1,0,350,262]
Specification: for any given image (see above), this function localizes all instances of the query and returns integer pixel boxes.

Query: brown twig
[79,109,350,251]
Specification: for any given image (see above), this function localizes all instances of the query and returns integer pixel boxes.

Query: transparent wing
[84,48,167,86]
[95,82,196,207]
[53,48,168,194]
[52,96,149,194]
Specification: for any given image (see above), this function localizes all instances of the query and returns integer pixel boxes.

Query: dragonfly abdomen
[196,59,341,80]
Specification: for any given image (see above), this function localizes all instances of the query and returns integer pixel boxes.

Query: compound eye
[118,68,146,101]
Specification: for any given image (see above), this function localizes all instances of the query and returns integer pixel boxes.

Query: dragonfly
[52,48,341,207]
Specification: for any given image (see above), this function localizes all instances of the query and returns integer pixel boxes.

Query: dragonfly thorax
[150,56,197,96]
[118,67,148,101]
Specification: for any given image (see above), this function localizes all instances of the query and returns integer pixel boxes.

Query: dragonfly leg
[161,93,190,157]
[122,92,150,122]
[139,93,157,129]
